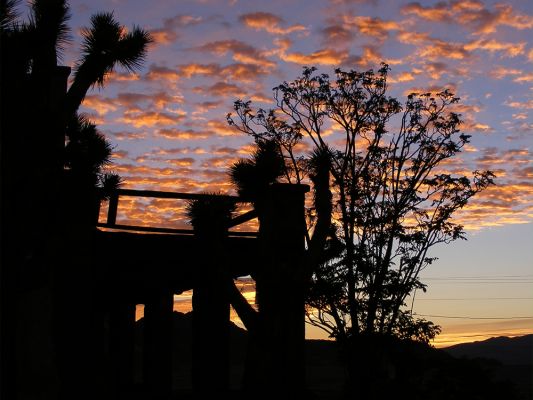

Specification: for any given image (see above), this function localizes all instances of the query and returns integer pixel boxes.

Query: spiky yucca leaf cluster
[186,194,237,233]
[229,139,285,201]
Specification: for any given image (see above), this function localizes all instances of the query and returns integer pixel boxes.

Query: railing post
[107,192,119,226]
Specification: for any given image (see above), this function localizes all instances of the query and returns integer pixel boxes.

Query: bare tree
[228,64,494,343]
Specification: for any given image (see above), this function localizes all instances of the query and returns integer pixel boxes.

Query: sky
[43,0,533,345]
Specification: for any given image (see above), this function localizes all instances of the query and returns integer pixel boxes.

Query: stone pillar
[143,290,173,398]
[254,183,309,395]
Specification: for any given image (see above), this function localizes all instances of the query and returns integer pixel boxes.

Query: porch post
[143,290,173,397]
[255,183,309,395]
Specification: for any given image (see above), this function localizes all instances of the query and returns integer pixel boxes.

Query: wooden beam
[96,223,258,237]
[115,188,240,201]
[227,209,258,228]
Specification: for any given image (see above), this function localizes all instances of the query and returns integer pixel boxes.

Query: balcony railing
[96,189,258,237]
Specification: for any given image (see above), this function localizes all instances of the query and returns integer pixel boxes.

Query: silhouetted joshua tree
[64,114,123,224]
[219,138,332,395]
[230,139,285,222]
[65,11,152,117]
[1,1,151,399]
[2,0,151,200]
[186,195,237,394]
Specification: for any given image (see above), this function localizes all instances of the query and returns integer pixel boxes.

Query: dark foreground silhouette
[130,312,530,400]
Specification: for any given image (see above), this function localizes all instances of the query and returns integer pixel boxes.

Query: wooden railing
[96,189,258,236]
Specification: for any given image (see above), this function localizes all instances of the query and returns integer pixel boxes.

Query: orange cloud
[135,147,207,164]
[513,73,533,83]
[106,71,141,84]
[167,158,196,167]
[362,45,383,65]
[476,147,531,168]
[117,175,214,192]
[133,155,196,168]
[146,64,181,82]
[154,128,212,140]
[111,131,147,141]
[449,103,483,114]
[179,63,220,77]
[178,62,271,83]
[209,146,239,155]
[193,81,246,98]
[206,120,241,136]
[115,91,181,110]
[246,92,271,104]
[201,155,240,168]
[82,95,118,116]
[239,12,307,35]
[112,150,129,160]
[267,37,292,56]
[478,4,533,33]
[465,39,526,57]
[222,63,271,82]
[401,1,533,35]
[505,100,533,110]
[192,100,224,115]
[396,31,431,45]
[119,110,184,128]
[112,163,185,177]
[237,143,256,155]
[397,30,472,61]
[83,91,184,122]
[388,71,416,83]
[281,48,348,66]
[320,24,354,46]
[330,0,378,3]
[343,15,400,41]
[419,39,470,61]
[195,40,276,68]
[512,113,528,121]
[150,30,178,46]
[462,148,533,229]
[489,66,524,79]
[401,2,453,22]
[462,120,492,133]
[115,92,150,109]
[422,62,467,80]
[151,14,203,45]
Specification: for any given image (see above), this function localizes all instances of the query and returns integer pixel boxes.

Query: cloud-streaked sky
[59,0,532,344]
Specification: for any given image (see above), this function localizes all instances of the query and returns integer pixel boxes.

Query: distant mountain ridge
[135,313,530,399]
[138,313,532,366]
[443,334,533,365]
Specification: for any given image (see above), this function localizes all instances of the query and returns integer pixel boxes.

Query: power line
[422,274,533,279]
[415,297,533,301]
[435,332,531,339]
[414,313,533,320]
[424,278,532,281]
[424,281,533,284]
[420,275,533,284]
